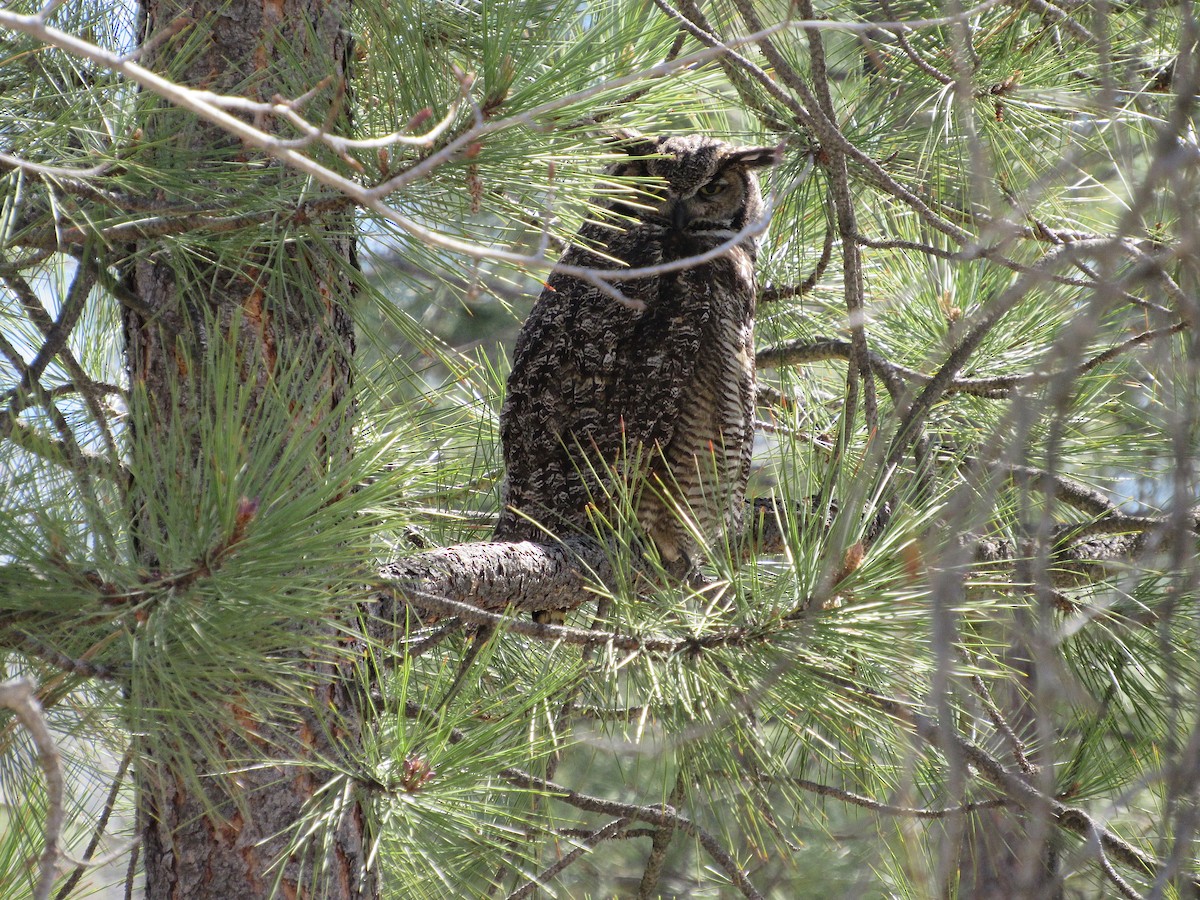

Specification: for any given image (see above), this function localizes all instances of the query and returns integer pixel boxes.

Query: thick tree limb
[369,492,1192,652]
[373,537,612,626]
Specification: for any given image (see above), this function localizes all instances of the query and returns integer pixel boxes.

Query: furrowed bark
[124,2,371,897]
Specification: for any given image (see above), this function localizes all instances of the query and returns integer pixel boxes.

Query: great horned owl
[495,133,777,622]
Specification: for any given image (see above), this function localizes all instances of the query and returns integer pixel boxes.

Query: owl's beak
[669,199,690,231]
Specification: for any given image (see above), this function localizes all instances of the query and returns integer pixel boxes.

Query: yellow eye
[698,180,727,198]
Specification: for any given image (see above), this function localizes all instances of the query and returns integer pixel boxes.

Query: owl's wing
[496,263,707,540]
[497,216,761,544]
[590,276,711,470]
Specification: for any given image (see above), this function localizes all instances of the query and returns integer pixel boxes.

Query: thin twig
[970,672,1036,775]
[750,773,1008,819]
[637,773,686,899]
[759,211,834,303]
[804,664,1190,889]
[0,678,62,900]
[500,767,765,900]
[881,0,954,84]
[504,818,631,899]
[588,27,688,127]
[756,321,1187,400]
[852,230,1173,307]
[881,241,1103,472]
[54,747,134,900]
[122,839,138,900]
[1012,0,1096,44]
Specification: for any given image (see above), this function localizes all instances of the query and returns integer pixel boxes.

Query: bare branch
[499,767,765,900]
[969,671,1035,776]
[805,666,1189,890]
[54,747,133,900]
[0,151,110,181]
[751,773,1008,819]
[504,818,631,899]
[1011,0,1096,44]
[0,677,63,900]
[759,215,834,303]
[757,321,1188,400]
[1084,814,1145,900]
[852,231,1174,307]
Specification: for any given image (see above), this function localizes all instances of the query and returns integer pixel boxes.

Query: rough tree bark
[123,1,372,896]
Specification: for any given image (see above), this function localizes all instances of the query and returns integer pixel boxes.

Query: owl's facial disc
[603,134,776,243]
[659,170,747,234]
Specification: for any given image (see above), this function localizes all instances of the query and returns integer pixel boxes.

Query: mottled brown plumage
[495,134,777,622]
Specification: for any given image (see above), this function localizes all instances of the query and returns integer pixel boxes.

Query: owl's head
[609,133,780,245]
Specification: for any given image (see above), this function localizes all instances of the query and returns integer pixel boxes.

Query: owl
[495,133,778,623]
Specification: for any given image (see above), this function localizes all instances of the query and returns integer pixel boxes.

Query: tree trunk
[124,1,371,896]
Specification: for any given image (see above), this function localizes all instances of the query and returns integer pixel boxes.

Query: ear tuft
[730,144,784,168]
[603,127,662,158]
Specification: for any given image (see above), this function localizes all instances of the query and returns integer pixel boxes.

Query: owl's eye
[698,180,728,198]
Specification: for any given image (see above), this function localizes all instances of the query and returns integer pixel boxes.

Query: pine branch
[1013,0,1096,44]
[8,631,118,681]
[372,493,1193,648]
[851,230,1175,306]
[880,0,954,85]
[969,671,1035,776]
[0,327,119,488]
[0,3,804,300]
[15,195,352,251]
[736,0,878,432]
[636,772,686,899]
[0,379,124,417]
[758,214,833,303]
[0,254,126,487]
[390,700,763,897]
[879,240,1112,472]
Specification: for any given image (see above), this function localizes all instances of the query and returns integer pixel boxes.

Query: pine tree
[1,1,1197,898]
